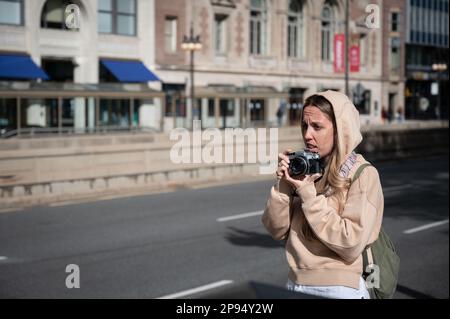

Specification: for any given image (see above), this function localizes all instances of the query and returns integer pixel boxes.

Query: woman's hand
[276,149,292,181]
[277,149,322,192]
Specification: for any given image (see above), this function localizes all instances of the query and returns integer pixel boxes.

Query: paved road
[0,155,448,299]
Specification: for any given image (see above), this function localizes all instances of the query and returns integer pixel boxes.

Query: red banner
[350,45,360,72]
[334,34,345,73]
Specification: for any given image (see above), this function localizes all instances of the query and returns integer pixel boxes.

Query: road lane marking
[383,184,413,192]
[403,219,449,234]
[217,211,264,222]
[157,280,234,299]
[0,256,8,261]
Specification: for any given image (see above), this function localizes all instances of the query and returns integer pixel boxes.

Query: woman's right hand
[276,149,292,180]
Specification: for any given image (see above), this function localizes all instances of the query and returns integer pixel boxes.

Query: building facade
[0,0,163,137]
[2,0,429,137]
[381,0,407,122]
[155,0,385,130]
[404,0,449,120]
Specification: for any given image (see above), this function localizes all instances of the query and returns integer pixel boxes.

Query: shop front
[0,82,165,138]
[187,85,289,130]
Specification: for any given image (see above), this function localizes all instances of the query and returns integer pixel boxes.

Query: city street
[0,155,448,299]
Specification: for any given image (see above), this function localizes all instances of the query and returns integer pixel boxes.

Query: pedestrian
[396,107,404,123]
[262,90,384,299]
[381,106,388,124]
[276,101,286,127]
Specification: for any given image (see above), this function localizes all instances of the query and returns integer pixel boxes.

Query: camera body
[287,150,323,176]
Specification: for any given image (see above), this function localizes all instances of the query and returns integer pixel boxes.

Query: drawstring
[322,152,357,198]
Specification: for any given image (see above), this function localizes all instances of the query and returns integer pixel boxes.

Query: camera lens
[290,157,308,176]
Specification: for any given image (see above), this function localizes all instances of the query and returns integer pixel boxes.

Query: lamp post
[344,0,349,96]
[182,23,202,129]
[432,63,448,120]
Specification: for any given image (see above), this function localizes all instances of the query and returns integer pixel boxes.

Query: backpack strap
[351,163,372,184]
[351,163,374,282]
[362,246,374,277]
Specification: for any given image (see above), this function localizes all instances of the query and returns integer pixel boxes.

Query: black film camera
[287,150,323,176]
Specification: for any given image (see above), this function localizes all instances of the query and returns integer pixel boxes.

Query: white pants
[286,277,370,299]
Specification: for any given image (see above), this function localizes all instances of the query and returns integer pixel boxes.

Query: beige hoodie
[262,90,384,289]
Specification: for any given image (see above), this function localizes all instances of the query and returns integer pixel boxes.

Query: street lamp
[344,0,349,96]
[432,63,448,120]
[182,23,202,129]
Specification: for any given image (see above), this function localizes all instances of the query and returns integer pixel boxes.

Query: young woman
[262,91,384,299]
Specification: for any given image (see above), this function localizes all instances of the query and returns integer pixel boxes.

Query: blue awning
[0,54,49,80]
[100,59,160,83]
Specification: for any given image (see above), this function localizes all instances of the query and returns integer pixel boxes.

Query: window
[20,99,59,129]
[250,0,267,55]
[41,58,74,82]
[41,0,76,30]
[163,83,185,117]
[433,0,439,45]
[0,0,23,25]
[359,34,367,66]
[411,1,417,41]
[164,16,177,53]
[98,0,112,33]
[321,2,335,62]
[219,99,234,117]
[288,88,305,125]
[249,99,265,122]
[214,14,228,54]
[0,99,17,135]
[98,0,136,36]
[287,0,304,58]
[390,37,401,73]
[99,99,130,127]
[391,12,400,32]
[444,0,449,47]
[208,99,215,117]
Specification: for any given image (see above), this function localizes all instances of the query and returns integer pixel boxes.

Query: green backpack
[352,164,400,299]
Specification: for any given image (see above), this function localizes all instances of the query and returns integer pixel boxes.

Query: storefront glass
[0,98,17,135]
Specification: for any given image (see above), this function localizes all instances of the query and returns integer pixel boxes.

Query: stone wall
[0,121,447,208]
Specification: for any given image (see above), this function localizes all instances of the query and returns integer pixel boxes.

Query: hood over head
[315,90,362,166]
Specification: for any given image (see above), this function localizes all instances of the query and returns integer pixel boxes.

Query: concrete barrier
[0,121,448,208]
[358,127,449,162]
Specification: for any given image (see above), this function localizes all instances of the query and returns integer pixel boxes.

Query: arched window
[321,1,335,62]
[250,0,267,55]
[287,0,304,58]
[41,0,77,30]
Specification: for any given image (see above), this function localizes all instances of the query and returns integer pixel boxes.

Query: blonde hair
[300,95,351,241]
